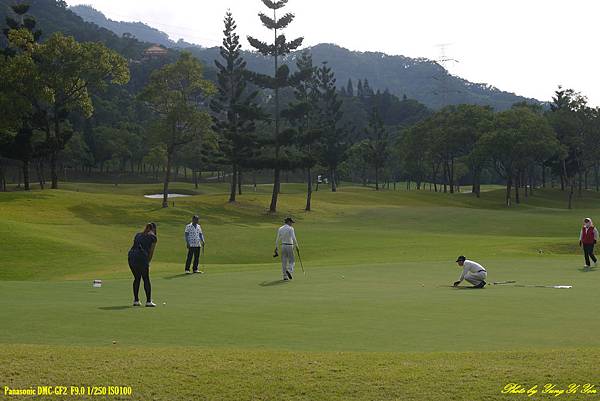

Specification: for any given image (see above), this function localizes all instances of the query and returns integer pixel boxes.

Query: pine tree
[247,0,304,213]
[316,62,348,192]
[357,79,364,98]
[282,50,320,210]
[346,78,354,97]
[363,78,374,96]
[365,108,389,191]
[211,11,263,203]
[2,4,42,57]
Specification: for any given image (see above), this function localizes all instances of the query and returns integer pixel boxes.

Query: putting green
[0,260,597,352]
[1,182,599,400]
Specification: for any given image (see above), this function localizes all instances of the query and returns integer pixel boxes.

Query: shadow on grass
[0,191,53,202]
[67,204,141,225]
[577,267,597,273]
[163,273,191,280]
[259,280,287,287]
[98,306,130,311]
[437,285,483,290]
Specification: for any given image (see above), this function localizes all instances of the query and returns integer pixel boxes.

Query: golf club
[514,284,572,289]
[296,247,305,275]
[493,280,517,285]
[199,245,205,274]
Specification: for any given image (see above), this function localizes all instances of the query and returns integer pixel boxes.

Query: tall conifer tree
[211,11,263,203]
[365,109,389,191]
[316,62,348,192]
[357,79,364,98]
[346,78,354,97]
[247,0,304,212]
[282,50,320,210]
[363,78,374,96]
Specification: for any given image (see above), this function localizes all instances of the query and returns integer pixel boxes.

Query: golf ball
[163,302,166,305]
[112,341,116,344]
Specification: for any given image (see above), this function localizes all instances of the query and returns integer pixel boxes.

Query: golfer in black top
[128,222,157,307]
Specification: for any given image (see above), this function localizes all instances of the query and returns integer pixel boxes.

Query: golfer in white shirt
[453,256,487,288]
[274,217,299,280]
[184,215,204,274]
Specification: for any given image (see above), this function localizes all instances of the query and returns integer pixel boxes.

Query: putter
[493,280,517,285]
[199,245,205,274]
[514,284,572,289]
[296,247,305,275]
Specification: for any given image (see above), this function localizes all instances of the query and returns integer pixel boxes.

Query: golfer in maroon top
[580,218,599,268]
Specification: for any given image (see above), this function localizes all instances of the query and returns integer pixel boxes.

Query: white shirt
[185,223,204,247]
[459,260,486,281]
[275,224,298,248]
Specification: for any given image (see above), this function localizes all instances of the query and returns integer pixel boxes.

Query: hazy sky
[66,0,600,105]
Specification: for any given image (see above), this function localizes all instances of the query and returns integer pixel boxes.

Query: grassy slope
[1,182,600,400]
[0,183,595,281]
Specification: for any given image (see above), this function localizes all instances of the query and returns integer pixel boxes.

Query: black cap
[192,215,199,220]
[284,217,295,223]
[456,255,466,262]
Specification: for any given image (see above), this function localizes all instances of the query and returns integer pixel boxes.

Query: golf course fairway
[2,182,600,400]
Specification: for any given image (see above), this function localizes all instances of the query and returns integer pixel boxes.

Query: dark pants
[583,243,597,266]
[185,247,201,271]
[128,251,151,302]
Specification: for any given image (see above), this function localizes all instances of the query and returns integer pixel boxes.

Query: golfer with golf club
[580,217,599,268]
[274,217,300,280]
[453,256,487,288]
[128,222,157,307]
[184,215,205,274]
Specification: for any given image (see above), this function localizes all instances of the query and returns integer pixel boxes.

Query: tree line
[398,89,600,209]
[2,0,598,211]
[0,0,424,211]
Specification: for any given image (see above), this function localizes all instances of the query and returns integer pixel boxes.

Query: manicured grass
[0,259,598,352]
[1,183,597,281]
[3,344,600,401]
[1,182,600,400]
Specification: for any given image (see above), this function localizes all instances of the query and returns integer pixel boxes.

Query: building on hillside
[142,44,168,60]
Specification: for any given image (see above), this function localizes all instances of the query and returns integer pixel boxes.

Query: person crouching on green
[453,256,487,288]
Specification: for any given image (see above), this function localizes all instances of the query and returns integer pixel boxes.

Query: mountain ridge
[187,42,539,110]
[27,3,539,110]
[69,4,198,48]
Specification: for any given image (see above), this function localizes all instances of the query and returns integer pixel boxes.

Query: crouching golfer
[184,215,205,274]
[580,217,599,268]
[453,256,487,288]
[128,222,157,307]
[274,217,299,280]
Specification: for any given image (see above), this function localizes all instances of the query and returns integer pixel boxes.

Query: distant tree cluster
[398,91,600,208]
